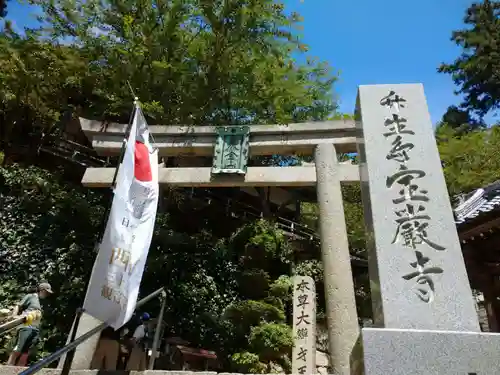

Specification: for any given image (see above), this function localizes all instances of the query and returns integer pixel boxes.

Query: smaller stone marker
[292,276,316,375]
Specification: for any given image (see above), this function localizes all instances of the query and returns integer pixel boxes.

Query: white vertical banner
[83,104,159,329]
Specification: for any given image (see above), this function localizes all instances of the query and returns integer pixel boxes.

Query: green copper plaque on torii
[212,126,250,175]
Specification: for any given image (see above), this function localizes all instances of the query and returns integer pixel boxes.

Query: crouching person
[7,283,54,366]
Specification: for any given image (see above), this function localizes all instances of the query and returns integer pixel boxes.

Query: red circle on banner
[134,141,153,182]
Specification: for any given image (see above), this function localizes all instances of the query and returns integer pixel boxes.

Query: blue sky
[4,0,496,124]
[284,0,497,124]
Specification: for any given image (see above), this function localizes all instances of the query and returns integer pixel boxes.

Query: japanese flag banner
[83,104,159,329]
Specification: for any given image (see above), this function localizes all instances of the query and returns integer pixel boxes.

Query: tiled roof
[454,180,500,225]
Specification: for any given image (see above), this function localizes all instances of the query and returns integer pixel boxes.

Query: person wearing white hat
[6,282,53,366]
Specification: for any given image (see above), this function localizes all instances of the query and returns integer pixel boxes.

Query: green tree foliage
[223,220,293,373]
[0,28,93,164]
[1,0,336,162]
[0,162,300,371]
[437,105,485,135]
[439,0,500,117]
[0,0,367,370]
[0,164,107,360]
[437,124,500,196]
[24,0,336,125]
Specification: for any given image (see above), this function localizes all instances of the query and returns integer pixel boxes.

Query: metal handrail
[19,287,165,375]
[189,188,369,266]
[0,316,26,336]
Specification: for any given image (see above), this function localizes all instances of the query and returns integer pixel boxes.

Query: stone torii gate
[72,113,360,374]
[69,84,493,375]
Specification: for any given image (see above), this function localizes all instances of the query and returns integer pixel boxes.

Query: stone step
[0,367,323,375]
[1,367,219,375]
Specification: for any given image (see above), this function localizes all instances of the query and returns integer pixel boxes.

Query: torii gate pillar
[315,143,359,374]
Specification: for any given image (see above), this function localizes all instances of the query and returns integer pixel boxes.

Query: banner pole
[96,101,138,242]
[62,100,139,371]
[148,290,167,369]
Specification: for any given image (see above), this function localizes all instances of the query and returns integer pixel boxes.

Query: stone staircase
[0,368,223,375]
[0,367,323,375]
[186,187,368,268]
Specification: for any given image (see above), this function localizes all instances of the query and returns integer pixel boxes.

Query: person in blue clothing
[7,283,53,366]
